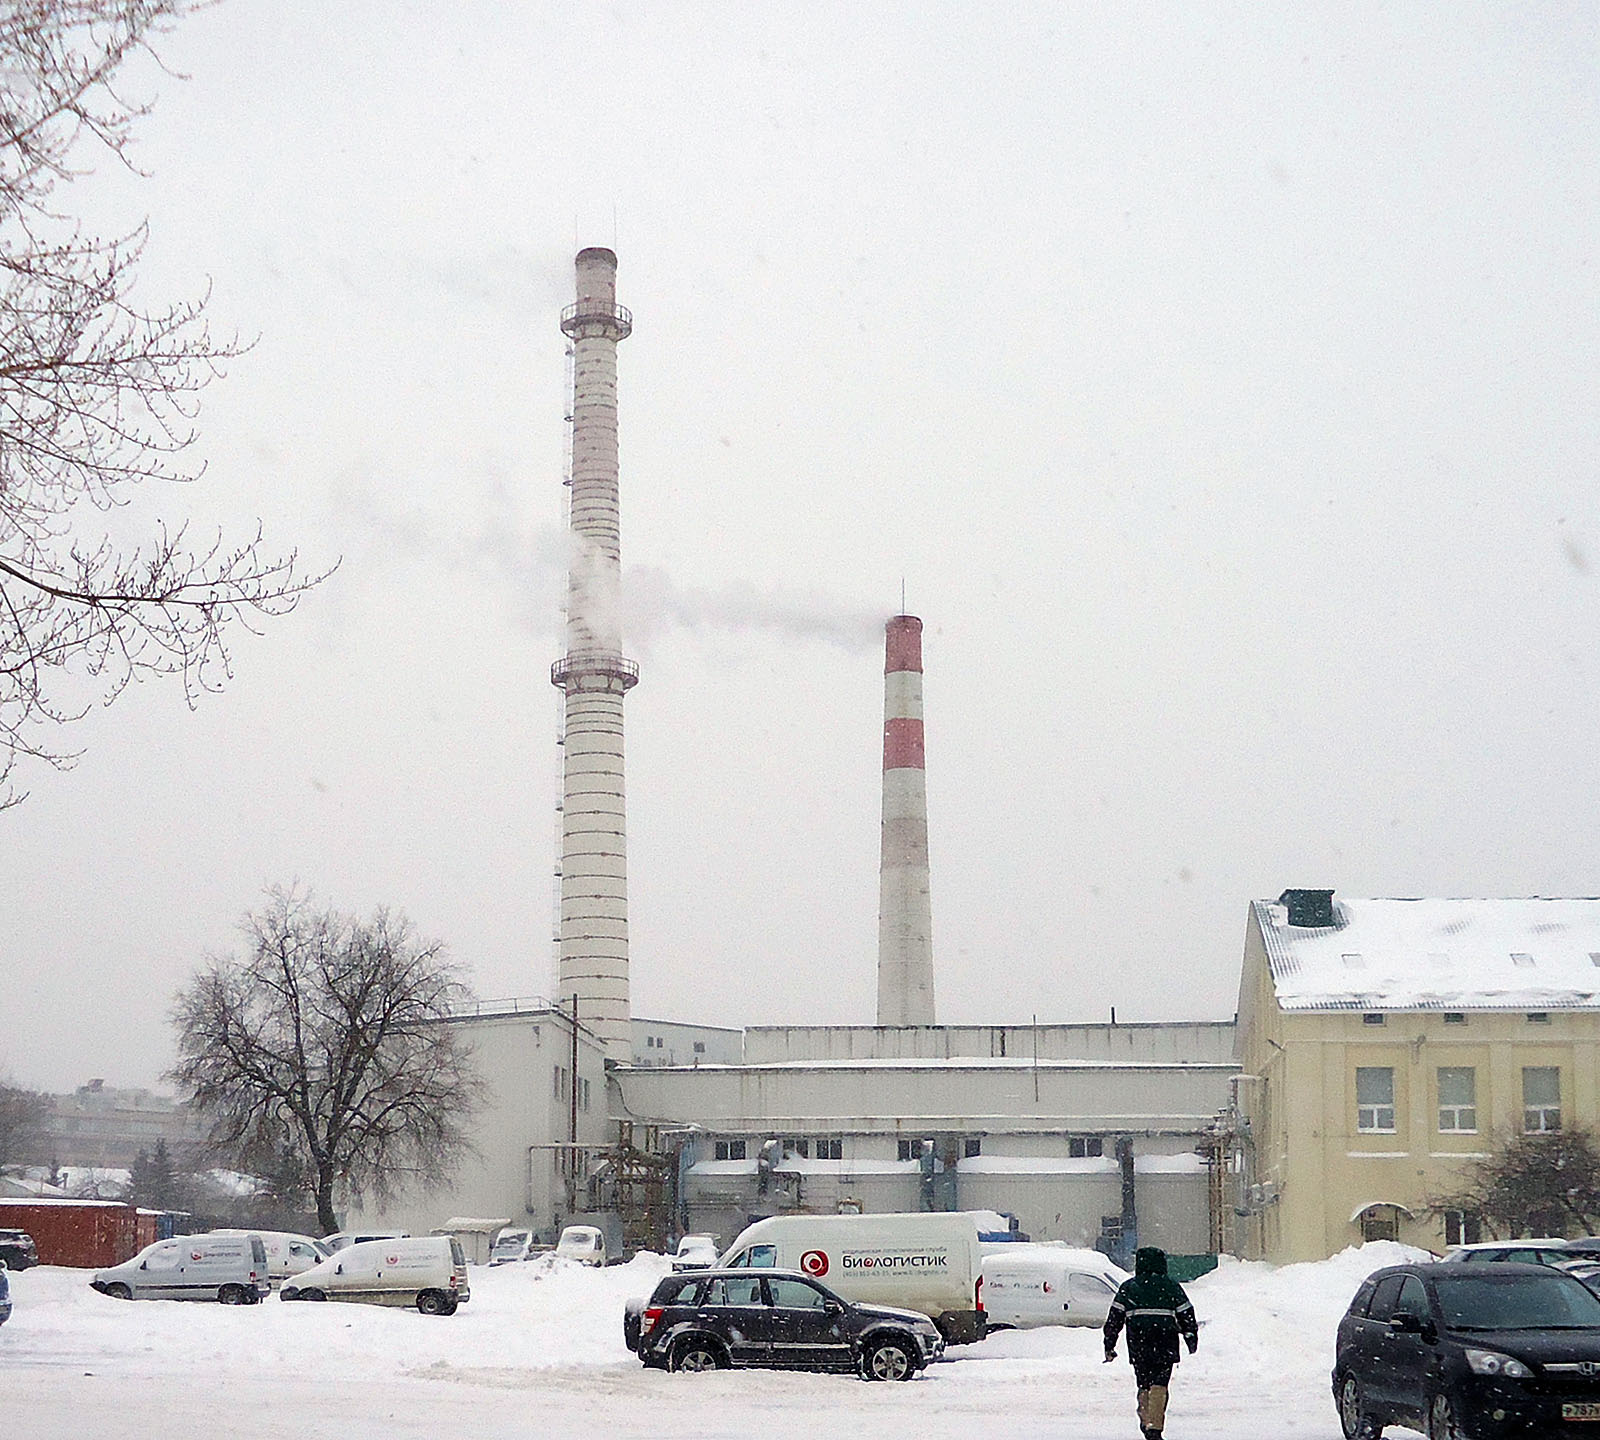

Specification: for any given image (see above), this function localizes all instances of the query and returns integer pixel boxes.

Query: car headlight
[1465,1349,1534,1379]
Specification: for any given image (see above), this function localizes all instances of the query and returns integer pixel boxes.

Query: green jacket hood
[1134,1247,1168,1277]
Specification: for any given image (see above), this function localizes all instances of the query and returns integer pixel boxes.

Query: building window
[1363,1013,1385,1026]
[578,1076,591,1112]
[1527,1013,1551,1024]
[1438,1067,1477,1133]
[1356,1067,1396,1133]
[1524,1067,1562,1133]
[815,1138,842,1161]
[553,1066,567,1101]
[1069,1136,1104,1159]
[785,1137,809,1158]
[1443,1210,1484,1247]
[693,1041,706,1054]
[1443,1013,1466,1025]
[1360,1207,1400,1243]
[714,1139,747,1161]
[964,1137,982,1158]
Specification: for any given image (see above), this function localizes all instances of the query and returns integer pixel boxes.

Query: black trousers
[1132,1357,1175,1390]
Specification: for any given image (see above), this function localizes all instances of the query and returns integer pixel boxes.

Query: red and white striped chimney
[877,614,936,1026]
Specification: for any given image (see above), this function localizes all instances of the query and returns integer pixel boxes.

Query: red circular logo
[190,1251,203,1262]
[386,1254,399,1266]
[800,1249,829,1278]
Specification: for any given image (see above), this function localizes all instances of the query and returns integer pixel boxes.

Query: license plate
[1564,1403,1600,1420]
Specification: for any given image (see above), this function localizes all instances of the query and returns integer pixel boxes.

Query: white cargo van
[981,1246,1130,1330]
[209,1229,329,1284]
[720,1212,985,1342]
[280,1235,469,1315]
[555,1224,607,1266]
[91,1234,271,1304]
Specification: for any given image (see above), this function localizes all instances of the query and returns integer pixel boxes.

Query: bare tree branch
[0,1,332,805]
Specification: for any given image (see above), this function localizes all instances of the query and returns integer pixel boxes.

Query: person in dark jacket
[1103,1246,1199,1440]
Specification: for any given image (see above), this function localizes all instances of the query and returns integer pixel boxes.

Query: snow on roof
[1258,896,1600,1011]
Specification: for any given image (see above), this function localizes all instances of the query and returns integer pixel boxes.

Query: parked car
[625,1266,945,1379]
[719,1211,985,1343]
[981,1246,1130,1330]
[670,1234,719,1272]
[208,1229,329,1284]
[1333,1260,1600,1439]
[91,1234,270,1304]
[1442,1240,1575,1267]
[320,1229,407,1255]
[0,1228,38,1271]
[555,1225,607,1266]
[0,1266,11,1325]
[280,1235,469,1315]
[489,1228,535,1265]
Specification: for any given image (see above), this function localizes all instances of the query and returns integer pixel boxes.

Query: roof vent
[1511,952,1536,969]
[1279,889,1336,928]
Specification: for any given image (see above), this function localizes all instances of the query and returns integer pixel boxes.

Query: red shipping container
[0,1198,141,1267]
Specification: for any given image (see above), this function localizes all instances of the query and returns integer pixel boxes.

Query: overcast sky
[3,3,1598,1093]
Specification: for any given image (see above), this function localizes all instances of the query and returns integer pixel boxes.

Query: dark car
[0,1229,37,1271]
[1334,1261,1600,1439]
[624,1267,945,1380]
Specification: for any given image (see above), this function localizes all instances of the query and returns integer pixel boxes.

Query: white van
[489,1228,534,1265]
[555,1224,607,1266]
[280,1235,469,1315]
[981,1246,1130,1330]
[91,1234,271,1304]
[720,1212,985,1342]
[209,1229,329,1284]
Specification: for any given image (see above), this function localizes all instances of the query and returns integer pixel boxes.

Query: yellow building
[1234,890,1600,1263]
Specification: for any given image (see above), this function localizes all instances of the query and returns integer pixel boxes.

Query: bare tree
[0,1079,51,1170]
[0,1,326,804]
[169,890,484,1235]
[1429,1129,1600,1240]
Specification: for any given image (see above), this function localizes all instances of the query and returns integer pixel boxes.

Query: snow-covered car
[489,1228,534,1265]
[555,1225,607,1266]
[0,1228,38,1270]
[91,1234,270,1304]
[0,1265,11,1325]
[670,1234,718,1272]
[280,1235,469,1315]
[627,1267,944,1379]
[1440,1239,1574,1267]
[981,1247,1130,1329]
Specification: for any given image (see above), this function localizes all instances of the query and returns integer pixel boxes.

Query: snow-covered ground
[1,1243,1431,1439]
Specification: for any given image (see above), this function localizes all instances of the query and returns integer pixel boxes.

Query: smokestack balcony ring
[551,652,640,691]
[560,300,632,340]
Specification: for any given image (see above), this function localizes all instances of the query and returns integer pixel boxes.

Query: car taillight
[640,1306,663,1336]
[975,1275,984,1313]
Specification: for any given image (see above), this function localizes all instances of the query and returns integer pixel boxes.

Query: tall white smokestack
[877,614,936,1026]
[552,247,636,1062]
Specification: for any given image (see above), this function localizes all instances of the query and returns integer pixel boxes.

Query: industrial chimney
[551,247,637,1062]
[877,614,936,1026]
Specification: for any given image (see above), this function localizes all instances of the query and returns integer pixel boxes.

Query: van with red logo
[279,1235,469,1315]
[91,1234,271,1304]
[719,1212,984,1343]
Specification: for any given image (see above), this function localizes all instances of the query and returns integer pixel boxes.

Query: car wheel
[300,1288,326,1302]
[1337,1374,1379,1440]
[863,1338,916,1382]
[439,1299,459,1316]
[670,1338,727,1373]
[417,1289,447,1316]
[1430,1393,1470,1440]
[218,1284,249,1305]
[104,1282,132,1301]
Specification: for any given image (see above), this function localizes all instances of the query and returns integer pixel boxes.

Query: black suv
[1334,1261,1600,1438]
[625,1267,945,1380]
[0,1229,38,1270]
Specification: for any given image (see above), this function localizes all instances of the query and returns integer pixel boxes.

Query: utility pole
[568,992,581,1216]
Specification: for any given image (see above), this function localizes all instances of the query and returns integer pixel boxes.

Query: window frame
[1356,1065,1397,1134]
[1437,1066,1478,1134]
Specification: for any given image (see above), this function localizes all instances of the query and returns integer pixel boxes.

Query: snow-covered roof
[1257,896,1600,1012]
